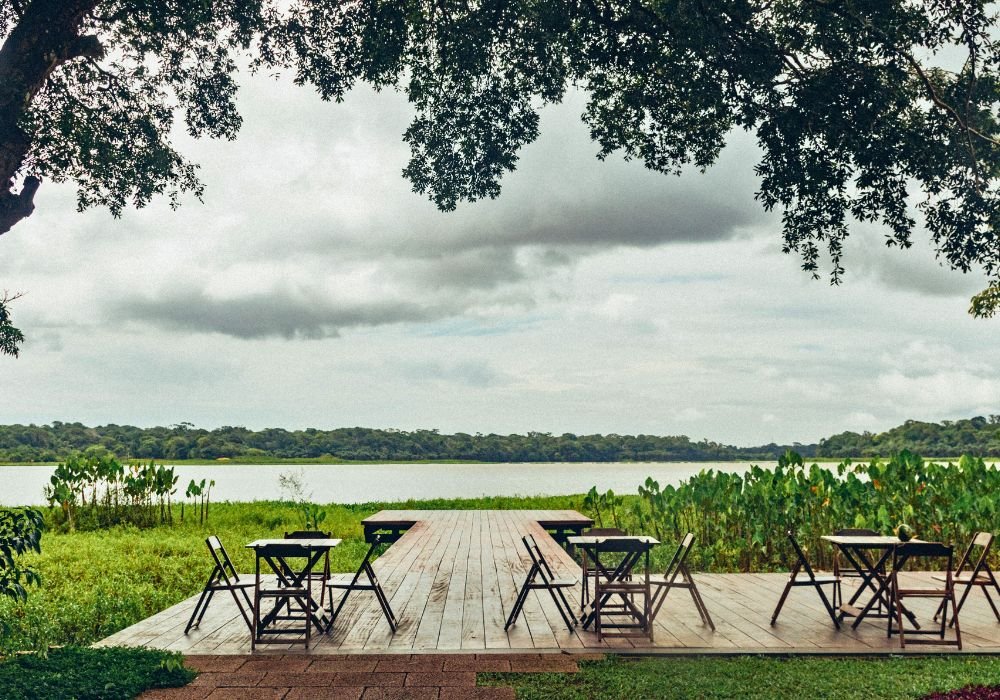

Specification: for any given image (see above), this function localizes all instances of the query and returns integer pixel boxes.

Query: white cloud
[2,70,1000,447]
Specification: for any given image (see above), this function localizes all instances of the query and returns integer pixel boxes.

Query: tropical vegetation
[583,451,1000,572]
[3,416,1000,464]
[0,646,193,700]
[0,506,42,625]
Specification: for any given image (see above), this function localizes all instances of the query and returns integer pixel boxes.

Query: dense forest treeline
[0,416,998,463]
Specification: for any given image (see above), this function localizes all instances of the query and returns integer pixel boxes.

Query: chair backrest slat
[786,531,818,579]
[206,535,241,583]
[834,528,879,537]
[663,533,695,580]
[973,531,993,548]
[522,534,560,582]
[956,531,994,576]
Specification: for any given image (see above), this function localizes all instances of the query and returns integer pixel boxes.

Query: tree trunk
[0,0,102,234]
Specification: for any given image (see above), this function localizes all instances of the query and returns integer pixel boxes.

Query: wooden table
[246,538,341,635]
[567,535,659,631]
[821,534,920,629]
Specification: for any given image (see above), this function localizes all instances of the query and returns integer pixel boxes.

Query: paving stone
[260,672,340,687]
[184,656,248,673]
[476,653,542,661]
[137,688,213,700]
[403,672,476,687]
[205,689,289,700]
[440,688,516,700]
[360,689,440,700]
[332,672,406,687]
[242,657,312,673]
[441,657,512,672]
[569,652,606,662]
[285,688,364,700]
[191,671,266,687]
[374,657,445,673]
[308,657,379,673]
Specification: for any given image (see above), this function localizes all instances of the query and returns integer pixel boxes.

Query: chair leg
[547,586,576,631]
[814,583,841,630]
[505,581,531,630]
[983,585,1000,622]
[689,581,715,631]
[951,585,963,650]
[186,587,213,633]
[226,585,255,633]
[770,563,799,626]
[373,581,398,632]
[327,587,353,633]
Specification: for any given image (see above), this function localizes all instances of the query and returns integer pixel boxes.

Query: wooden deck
[97,510,1000,655]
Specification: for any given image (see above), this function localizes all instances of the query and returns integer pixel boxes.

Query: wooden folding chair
[832,527,886,616]
[591,538,652,641]
[185,535,255,634]
[285,530,332,606]
[252,541,315,650]
[933,532,1000,626]
[889,542,961,649]
[579,527,627,606]
[327,534,397,633]
[505,534,578,632]
[770,531,841,629]
[650,533,715,630]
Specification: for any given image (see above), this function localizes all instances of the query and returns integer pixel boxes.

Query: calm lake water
[0,461,776,507]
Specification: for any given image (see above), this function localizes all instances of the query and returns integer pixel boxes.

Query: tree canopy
[0,0,999,322]
[1,416,999,463]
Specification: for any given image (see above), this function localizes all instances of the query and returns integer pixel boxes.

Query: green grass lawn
[483,656,1000,700]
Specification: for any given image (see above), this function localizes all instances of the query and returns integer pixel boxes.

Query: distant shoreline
[2,456,995,467]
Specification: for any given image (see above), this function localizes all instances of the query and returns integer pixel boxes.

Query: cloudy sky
[1,70,998,447]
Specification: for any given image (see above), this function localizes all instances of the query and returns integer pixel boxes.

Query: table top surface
[567,535,660,545]
[821,535,916,546]
[245,538,342,549]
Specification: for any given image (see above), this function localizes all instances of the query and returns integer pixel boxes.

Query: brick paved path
[139,653,600,700]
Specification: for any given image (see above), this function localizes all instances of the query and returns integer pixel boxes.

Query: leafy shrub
[0,507,42,614]
[586,451,1000,572]
[46,454,182,531]
[0,646,194,700]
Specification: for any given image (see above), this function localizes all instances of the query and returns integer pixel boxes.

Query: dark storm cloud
[112,288,449,339]
[846,229,983,298]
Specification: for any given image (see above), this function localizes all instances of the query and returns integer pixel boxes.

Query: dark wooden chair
[505,534,577,632]
[889,542,961,649]
[185,535,255,634]
[770,531,841,629]
[832,527,885,615]
[649,533,715,630]
[933,531,1000,626]
[285,530,332,606]
[579,527,628,605]
[591,538,652,642]
[252,542,315,650]
[327,534,397,633]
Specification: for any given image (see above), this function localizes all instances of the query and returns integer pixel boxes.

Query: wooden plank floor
[96,510,1000,655]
